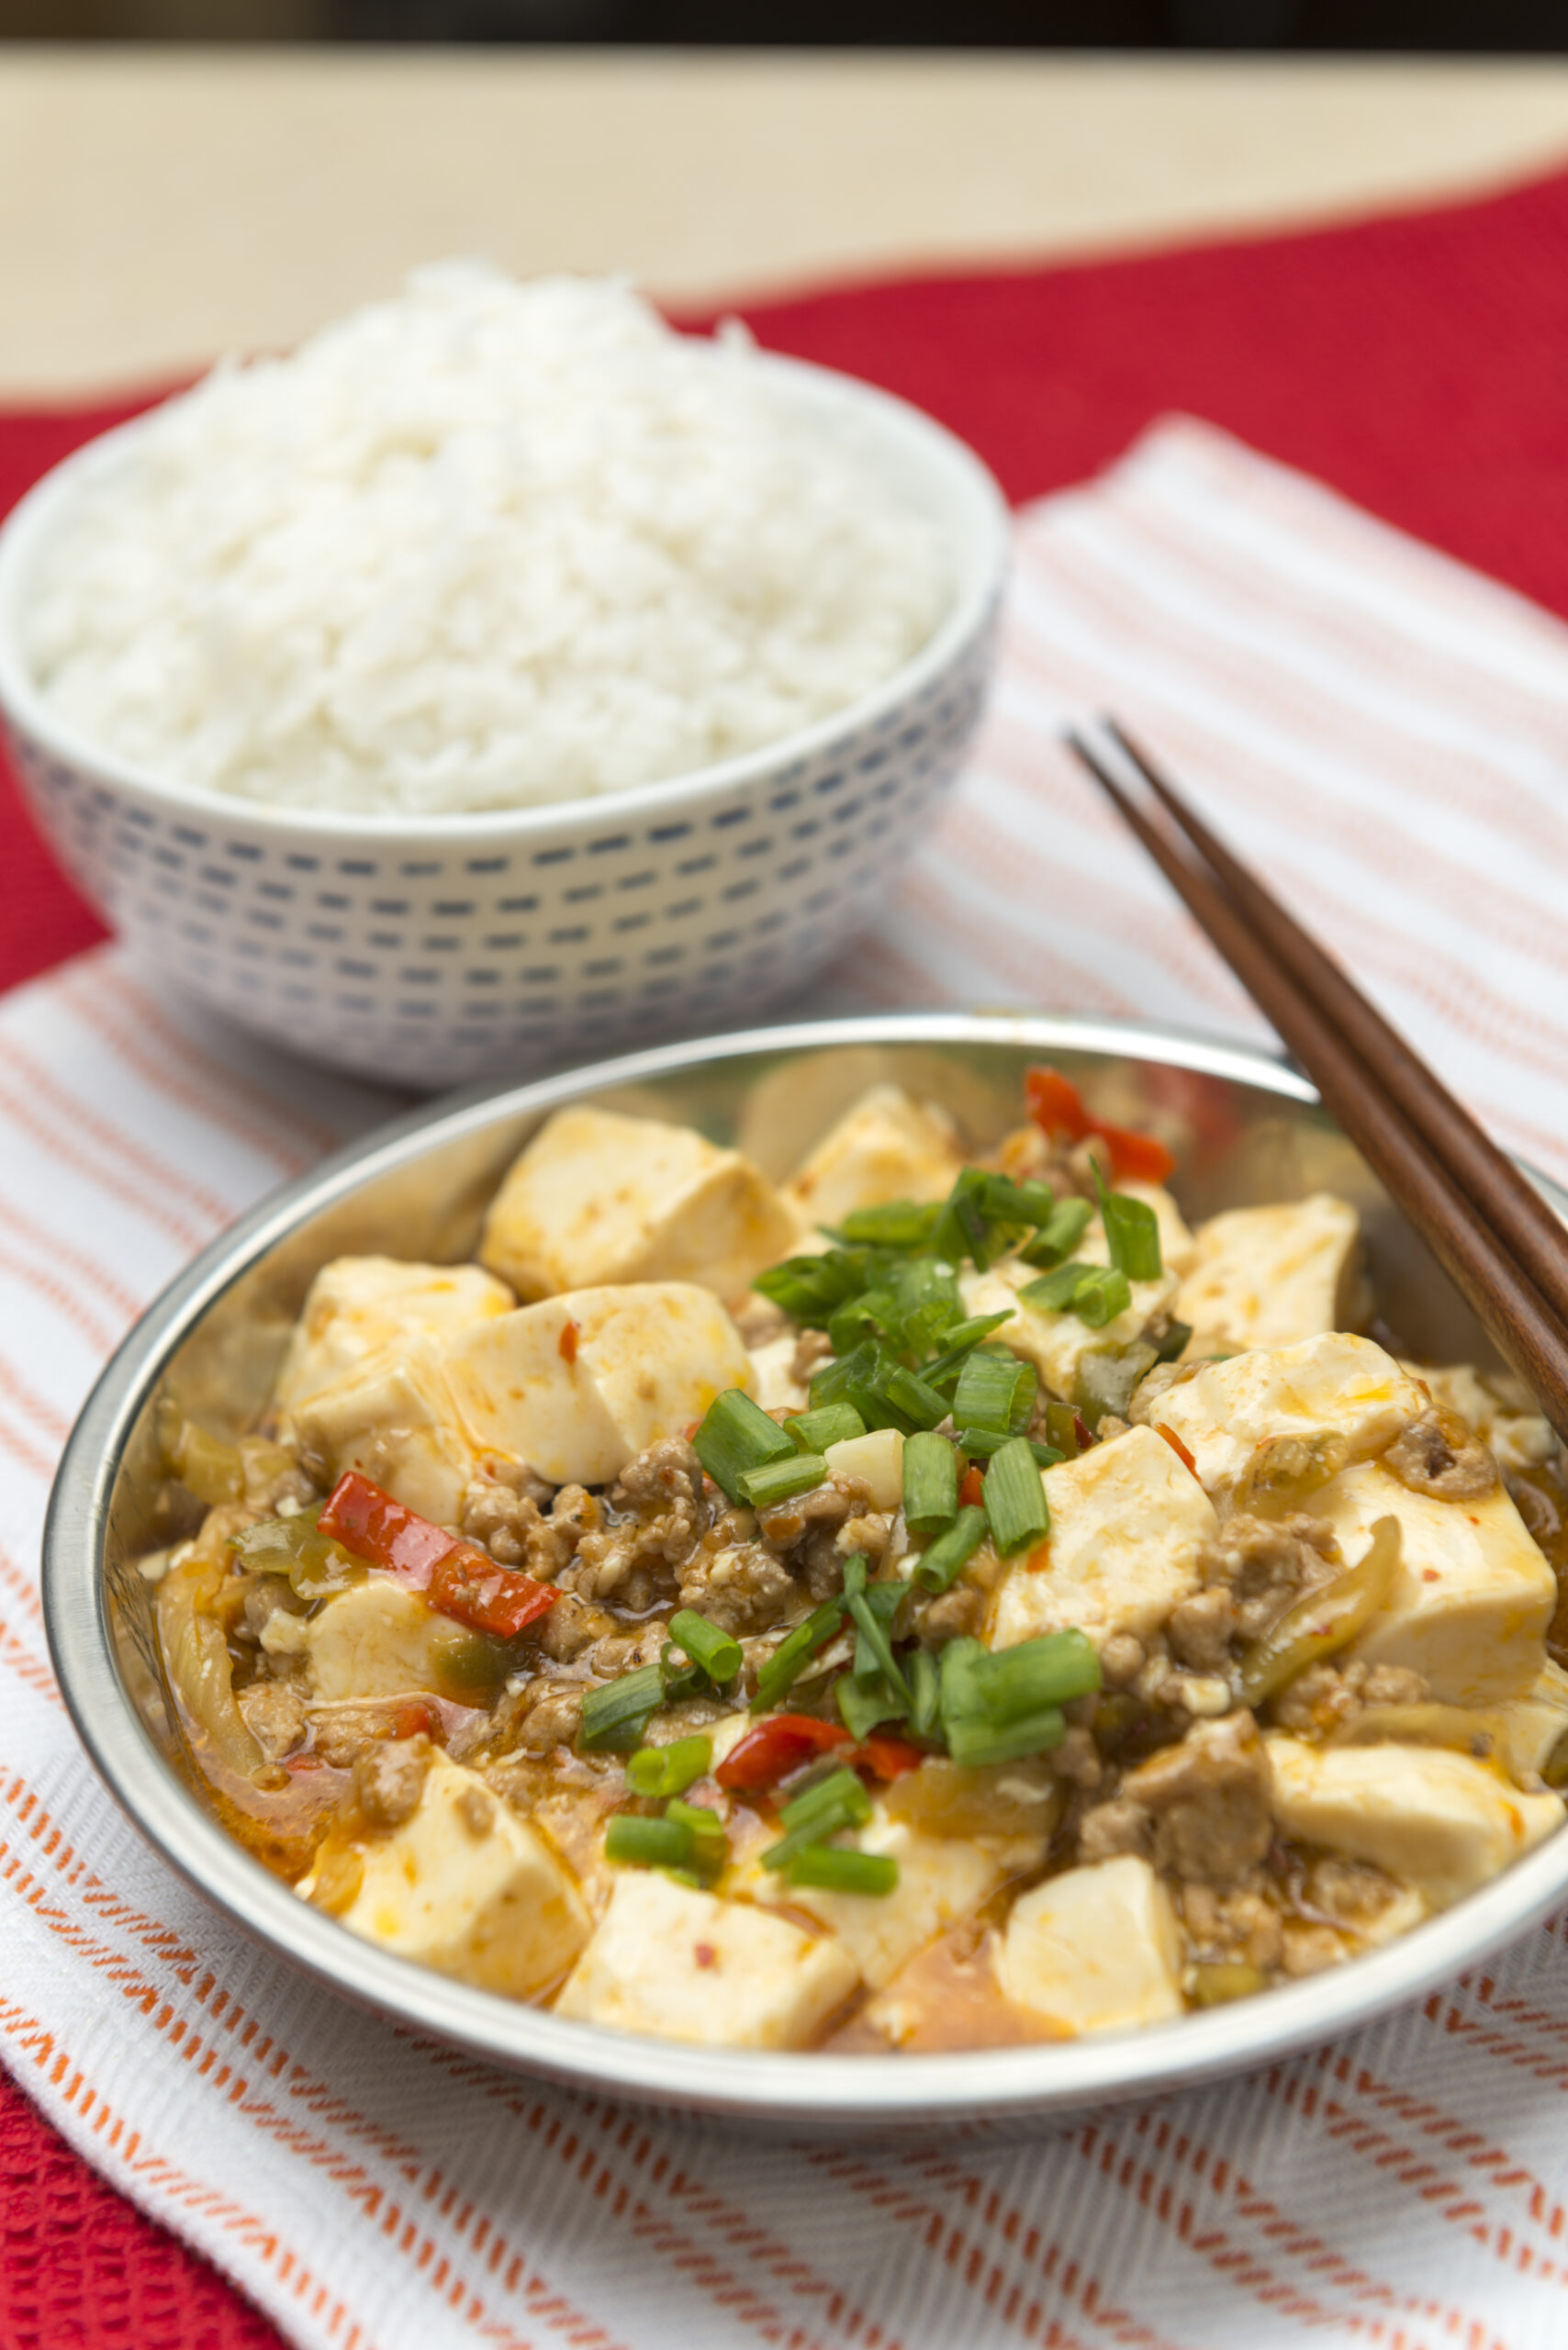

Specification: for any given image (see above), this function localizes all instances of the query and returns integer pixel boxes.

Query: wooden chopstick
[1063,722,1568,1447]
[1103,717,1568,1345]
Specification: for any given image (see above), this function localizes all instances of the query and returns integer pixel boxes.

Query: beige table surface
[5,49,1568,398]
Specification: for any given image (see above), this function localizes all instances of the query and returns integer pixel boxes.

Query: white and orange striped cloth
[6,416,1568,2350]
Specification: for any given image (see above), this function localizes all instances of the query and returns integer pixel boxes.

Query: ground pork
[1384,1408,1497,1501]
[1179,1880,1284,1973]
[353,1733,431,1828]
[1270,1657,1430,1736]
[236,1677,307,1761]
[678,1537,798,1636]
[757,1477,871,1600]
[1168,1512,1340,1673]
[572,1442,708,1601]
[1112,1709,1273,1884]
[790,1327,834,1385]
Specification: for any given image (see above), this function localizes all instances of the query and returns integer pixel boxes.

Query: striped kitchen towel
[6,414,1568,2350]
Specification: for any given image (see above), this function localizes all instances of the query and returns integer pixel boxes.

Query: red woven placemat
[6,160,1568,2348]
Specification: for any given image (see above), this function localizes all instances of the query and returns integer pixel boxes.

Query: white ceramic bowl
[0,355,1007,1088]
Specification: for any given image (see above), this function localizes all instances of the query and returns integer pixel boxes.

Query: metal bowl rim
[42,1008,1568,2129]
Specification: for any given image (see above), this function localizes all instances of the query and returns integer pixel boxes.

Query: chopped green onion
[667,1797,727,1870]
[1152,1317,1193,1365]
[923,1312,1016,1392]
[837,1199,944,1248]
[625,1734,713,1797]
[835,1669,906,1742]
[982,1436,1051,1557]
[932,1168,996,1270]
[750,1597,846,1714]
[761,1765,872,1871]
[753,1252,864,1325]
[666,1609,743,1686]
[939,1629,1101,1751]
[952,1348,1036,1438]
[579,1664,665,1752]
[605,1813,694,1868]
[902,1430,959,1534]
[846,1577,909,1705]
[787,1402,867,1452]
[980,1173,1059,1229]
[659,1642,708,1706]
[788,1845,899,1897]
[907,1646,940,1739]
[881,1365,949,1431]
[957,1427,1062,1468]
[945,1707,1067,1768]
[1073,1266,1133,1329]
[1020,1262,1132,1328]
[912,1505,989,1595]
[693,1388,796,1503]
[1019,1197,1094,1269]
[738,1451,830,1509]
[1102,1191,1163,1281]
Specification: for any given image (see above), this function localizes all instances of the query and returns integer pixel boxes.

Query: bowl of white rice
[0,265,1006,1086]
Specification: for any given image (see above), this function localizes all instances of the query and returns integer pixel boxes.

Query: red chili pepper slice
[427,1549,557,1640]
[854,1732,924,1781]
[319,1470,454,1586]
[319,1469,555,1638]
[715,1713,853,1793]
[959,1462,986,1508]
[1024,1064,1176,1185]
[1156,1422,1199,1479]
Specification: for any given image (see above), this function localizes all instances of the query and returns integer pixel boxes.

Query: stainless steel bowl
[42,1012,1568,2135]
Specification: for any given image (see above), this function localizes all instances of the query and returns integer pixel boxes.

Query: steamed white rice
[24,266,947,817]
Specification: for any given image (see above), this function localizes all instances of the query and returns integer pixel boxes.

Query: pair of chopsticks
[1065,720,1568,1449]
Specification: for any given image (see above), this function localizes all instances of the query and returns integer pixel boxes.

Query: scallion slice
[952,1348,1036,1438]
[693,1388,797,1503]
[1071,1267,1133,1329]
[907,1646,940,1740]
[786,1402,867,1453]
[761,1764,872,1871]
[752,1252,864,1326]
[945,1707,1068,1768]
[1020,1259,1094,1312]
[666,1797,727,1871]
[666,1608,743,1686]
[750,1597,846,1714]
[938,1628,1101,1757]
[625,1734,713,1798]
[846,1578,909,1705]
[1102,1191,1163,1281]
[902,1429,958,1534]
[579,1663,665,1753]
[912,1504,989,1595]
[1019,1197,1094,1269]
[835,1669,906,1743]
[957,1427,1062,1468]
[605,1813,693,1868]
[923,1312,1016,1393]
[981,1436,1051,1556]
[881,1365,949,1431]
[837,1199,944,1249]
[788,1845,899,1897]
[737,1451,830,1509]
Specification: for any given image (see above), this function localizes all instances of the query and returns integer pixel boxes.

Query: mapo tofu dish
[143,1069,1568,2053]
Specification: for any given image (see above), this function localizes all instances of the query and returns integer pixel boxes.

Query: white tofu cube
[290,1339,477,1526]
[304,1578,489,1702]
[823,1427,905,1513]
[554,1868,857,2048]
[748,1333,807,1416]
[749,1808,1040,1989]
[328,1753,589,1998]
[1176,1195,1362,1354]
[995,1856,1184,2036]
[1495,1662,1568,1781]
[959,1213,1178,1404]
[445,1282,752,1488]
[1154,1333,1428,1503]
[274,1256,514,1419]
[1312,1462,1555,1704]
[989,1424,1218,1652]
[478,1106,797,1304]
[783,1084,962,1231]
[1266,1735,1562,1909]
